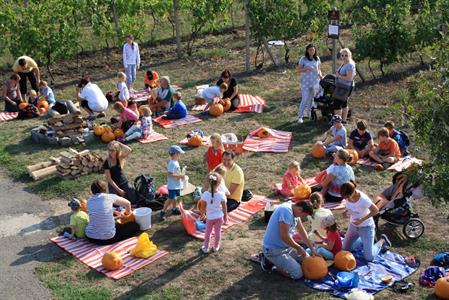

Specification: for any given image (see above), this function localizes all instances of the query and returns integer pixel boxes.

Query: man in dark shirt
[348,119,373,157]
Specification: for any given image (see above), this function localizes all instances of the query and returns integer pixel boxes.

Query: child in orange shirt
[144,70,160,90]
[280,161,305,197]
[204,133,224,171]
[369,128,401,170]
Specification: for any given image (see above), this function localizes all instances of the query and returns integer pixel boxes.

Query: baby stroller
[374,172,425,240]
[311,74,336,122]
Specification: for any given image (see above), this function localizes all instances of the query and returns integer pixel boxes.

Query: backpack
[419,266,447,287]
[399,130,411,147]
[432,252,449,269]
[17,104,39,119]
[134,175,166,210]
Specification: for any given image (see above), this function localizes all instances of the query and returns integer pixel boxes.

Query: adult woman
[149,76,175,115]
[296,44,323,124]
[340,181,391,262]
[103,141,136,204]
[2,74,23,112]
[320,149,355,203]
[122,34,141,90]
[85,180,140,245]
[335,48,356,123]
[216,69,239,111]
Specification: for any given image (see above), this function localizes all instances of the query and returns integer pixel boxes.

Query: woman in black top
[216,69,239,110]
[103,141,136,204]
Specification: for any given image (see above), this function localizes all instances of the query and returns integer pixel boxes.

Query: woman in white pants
[122,35,141,91]
[297,44,323,124]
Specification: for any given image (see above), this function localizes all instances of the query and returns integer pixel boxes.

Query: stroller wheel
[403,218,424,240]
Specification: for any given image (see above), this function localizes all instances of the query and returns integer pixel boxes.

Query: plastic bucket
[134,207,152,230]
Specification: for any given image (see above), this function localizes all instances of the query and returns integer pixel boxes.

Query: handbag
[332,79,352,101]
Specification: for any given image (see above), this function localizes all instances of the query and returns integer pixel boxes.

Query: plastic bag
[130,233,157,259]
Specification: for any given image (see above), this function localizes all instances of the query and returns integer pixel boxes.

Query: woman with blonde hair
[148,76,176,115]
[334,48,356,123]
[103,141,136,203]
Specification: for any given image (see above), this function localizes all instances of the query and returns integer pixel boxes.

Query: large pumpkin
[347,149,359,166]
[37,99,49,111]
[114,128,125,139]
[311,142,326,159]
[101,252,123,271]
[101,131,116,143]
[302,256,328,280]
[19,102,28,110]
[256,127,272,138]
[188,135,203,147]
[209,103,224,117]
[94,125,105,136]
[334,251,357,271]
[293,184,312,200]
[103,125,113,133]
[435,277,449,300]
[222,99,232,112]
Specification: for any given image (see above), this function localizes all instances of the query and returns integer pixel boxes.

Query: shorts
[168,189,181,200]
[333,98,348,110]
[80,99,91,110]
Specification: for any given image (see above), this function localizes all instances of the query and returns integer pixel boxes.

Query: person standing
[335,48,356,123]
[122,34,141,91]
[12,56,40,95]
[297,44,323,124]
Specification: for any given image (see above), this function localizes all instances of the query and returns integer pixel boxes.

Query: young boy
[65,198,89,239]
[144,69,160,89]
[162,92,187,120]
[348,119,373,157]
[201,83,228,113]
[384,121,409,156]
[39,81,56,107]
[369,128,402,170]
[322,114,347,154]
[160,145,186,220]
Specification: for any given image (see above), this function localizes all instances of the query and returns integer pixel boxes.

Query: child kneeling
[120,106,152,143]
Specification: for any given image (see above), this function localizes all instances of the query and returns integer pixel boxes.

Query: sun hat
[168,145,185,154]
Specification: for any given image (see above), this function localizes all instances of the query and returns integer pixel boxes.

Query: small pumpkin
[80,198,87,213]
[39,107,47,114]
[117,212,135,225]
[101,252,123,271]
[256,127,271,138]
[114,128,125,139]
[196,200,206,212]
[222,99,232,112]
[103,125,113,133]
[311,142,326,159]
[435,277,449,300]
[188,135,203,147]
[293,184,312,200]
[37,99,49,111]
[302,256,328,280]
[94,125,105,136]
[334,251,357,271]
[101,131,116,143]
[19,102,28,110]
[209,103,224,117]
[347,149,359,165]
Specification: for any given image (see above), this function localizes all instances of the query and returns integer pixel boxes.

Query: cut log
[31,165,58,180]
[27,161,54,174]
[66,100,80,114]
[49,156,61,164]
[78,150,90,156]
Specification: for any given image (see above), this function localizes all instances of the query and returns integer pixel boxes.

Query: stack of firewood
[46,112,88,144]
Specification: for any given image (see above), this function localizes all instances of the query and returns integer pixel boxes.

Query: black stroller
[311,74,336,122]
[374,172,425,240]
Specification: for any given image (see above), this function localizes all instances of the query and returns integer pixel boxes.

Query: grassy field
[1,28,448,299]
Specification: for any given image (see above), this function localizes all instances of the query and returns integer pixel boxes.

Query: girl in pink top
[281,161,305,197]
[112,102,138,130]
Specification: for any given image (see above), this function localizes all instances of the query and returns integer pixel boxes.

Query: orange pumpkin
[101,131,116,143]
[103,126,113,133]
[117,213,135,225]
[222,99,232,112]
[334,251,357,271]
[293,184,312,200]
[347,149,359,165]
[101,252,123,271]
[188,135,203,147]
[114,129,125,139]
[196,200,206,212]
[37,99,49,111]
[94,125,105,136]
[39,107,47,114]
[302,256,328,280]
[19,102,28,110]
[209,103,224,117]
[435,277,449,300]
[256,127,271,138]
[311,142,326,159]
[80,198,87,213]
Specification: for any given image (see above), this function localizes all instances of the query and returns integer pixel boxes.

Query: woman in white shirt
[122,35,141,90]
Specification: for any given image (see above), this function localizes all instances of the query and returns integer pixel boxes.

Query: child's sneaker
[201,246,209,254]
[297,118,304,124]
[159,210,166,221]
[117,137,126,143]
[172,207,181,215]
[259,252,274,272]
[213,246,220,253]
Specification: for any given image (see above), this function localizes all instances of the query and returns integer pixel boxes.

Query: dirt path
[0,169,67,300]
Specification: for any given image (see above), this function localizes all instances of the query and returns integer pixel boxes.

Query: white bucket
[134,207,152,230]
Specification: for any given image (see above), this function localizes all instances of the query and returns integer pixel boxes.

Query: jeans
[263,247,304,280]
[203,217,223,249]
[298,84,318,119]
[325,143,343,154]
[343,223,379,261]
[307,247,335,260]
[18,71,38,95]
[86,222,140,245]
[125,64,136,86]
[125,125,142,141]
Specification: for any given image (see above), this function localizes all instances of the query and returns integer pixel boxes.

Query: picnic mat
[191,94,265,113]
[243,127,292,153]
[179,135,211,146]
[0,111,18,122]
[304,249,419,298]
[50,236,169,280]
[357,156,422,172]
[180,194,268,240]
[138,131,169,144]
[153,115,202,129]
[130,89,150,103]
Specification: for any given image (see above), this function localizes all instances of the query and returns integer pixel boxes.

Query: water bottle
[181,166,187,175]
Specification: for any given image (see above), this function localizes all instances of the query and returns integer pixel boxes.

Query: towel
[357,156,422,172]
[138,131,169,144]
[154,115,202,129]
[0,111,18,122]
[234,94,265,113]
[243,127,292,153]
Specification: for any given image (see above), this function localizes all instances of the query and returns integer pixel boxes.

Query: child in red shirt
[280,161,305,197]
[204,133,224,171]
[316,214,342,260]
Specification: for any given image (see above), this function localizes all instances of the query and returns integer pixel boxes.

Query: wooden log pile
[46,111,88,144]
[27,148,103,180]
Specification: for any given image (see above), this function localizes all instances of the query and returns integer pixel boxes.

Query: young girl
[128,100,139,117]
[315,214,342,260]
[117,72,130,107]
[204,133,224,171]
[119,106,152,143]
[112,102,138,132]
[214,165,230,196]
[307,192,333,242]
[199,172,228,253]
[280,161,305,197]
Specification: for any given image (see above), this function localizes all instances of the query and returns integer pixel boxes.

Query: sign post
[328,8,340,74]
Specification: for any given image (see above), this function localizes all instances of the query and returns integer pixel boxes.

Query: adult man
[261,201,317,280]
[222,150,244,212]
[12,56,40,94]
[77,78,108,119]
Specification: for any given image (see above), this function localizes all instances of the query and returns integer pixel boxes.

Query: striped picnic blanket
[50,236,169,280]
[180,194,268,240]
[191,94,265,113]
[179,135,211,146]
[154,115,202,129]
[130,85,182,103]
[243,127,292,153]
[0,111,18,122]
[357,156,422,172]
[138,131,168,144]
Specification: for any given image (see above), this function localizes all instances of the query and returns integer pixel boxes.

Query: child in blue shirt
[162,92,187,120]
[322,115,347,154]
[38,81,56,106]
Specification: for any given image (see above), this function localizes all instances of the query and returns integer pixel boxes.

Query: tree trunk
[173,0,182,59]
[284,41,290,64]
[244,0,250,72]
[379,61,385,77]
[111,1,120,41]
[368,59,376,79]
[262,39,279,67]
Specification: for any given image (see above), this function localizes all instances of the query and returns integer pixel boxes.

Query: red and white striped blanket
[0,111,18,122]
[138,131,169,144]
[50,236,169,280]
[191,94,265,113]
[154,115,202,129]
[179,135,211,146]
[357,156,422,172]
[243,127,292,153]
[130,85,182,103]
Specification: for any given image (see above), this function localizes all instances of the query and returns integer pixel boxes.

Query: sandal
[392,279,414,293]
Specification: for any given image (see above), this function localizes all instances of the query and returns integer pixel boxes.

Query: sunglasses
[340,54,348,57]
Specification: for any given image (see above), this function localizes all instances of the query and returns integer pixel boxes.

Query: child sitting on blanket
[199,172,228,254]
[128,100,139,117]
[38,81,56,107]
[119,106,152,143]
[117,72,130,107]
[162,92,187,120]
[280,161,305,197]
[111,102,139,132]
[369,128,401,171]
[144,69,160,90]
[384,121,409,156]
[201,83,228,113]
[322,114,347,154]
[309,214,342,260]
[307,192,333,243]
[64,198,89,239]
[28,90,39,106]
[348,119,373,158]
[204,133,224,171]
